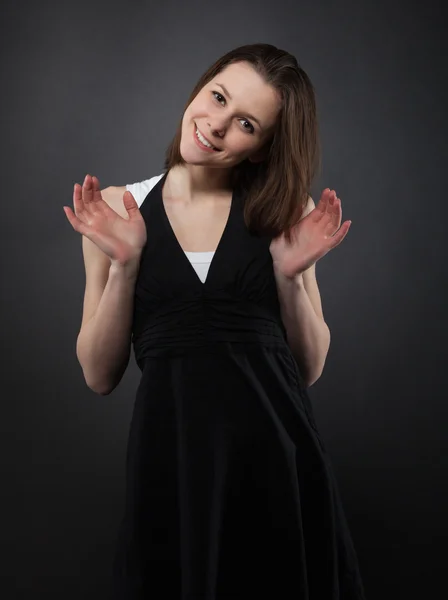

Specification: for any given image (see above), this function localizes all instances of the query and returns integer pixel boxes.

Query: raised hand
[63,174,147,267]
[270,188,351,279]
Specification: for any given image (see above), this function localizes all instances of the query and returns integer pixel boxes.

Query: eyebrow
[215,82,262,128]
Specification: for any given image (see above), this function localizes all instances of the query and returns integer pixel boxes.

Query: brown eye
[240,119,255,134]
[212,91,225,106]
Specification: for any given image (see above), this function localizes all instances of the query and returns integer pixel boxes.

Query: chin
[179,146,211,165]
[179,140,216,166]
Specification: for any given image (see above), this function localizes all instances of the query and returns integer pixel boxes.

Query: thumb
[122,191,140,218]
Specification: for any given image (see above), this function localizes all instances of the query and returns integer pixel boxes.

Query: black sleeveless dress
[112,171,366,599]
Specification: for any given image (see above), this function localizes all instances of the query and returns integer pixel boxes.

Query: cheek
[182,105,193,124]
[231,135,258,155]
[192,100,209,117]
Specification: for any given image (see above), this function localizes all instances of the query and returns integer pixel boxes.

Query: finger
[324,191,341,229]
[319,193,340,233]
[328,220,351,249]
[322,188,331,213]
[324,191,334,220]
[326,190,337,214]
[82,174,93,205]
[73,182,85,216]
[63,205,88,235]
[91,175,103,204]
[314,189,330,219]
[122,190,140,217]
[331,196,342,230]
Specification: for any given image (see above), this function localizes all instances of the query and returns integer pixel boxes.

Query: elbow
[295,361,322,389]
[304,369,322,388]
[76,342,118,396]
[75,332,131,397]
[303,367,321,388]
[83,369,116,396]
[291,356,323,389]
[77,355,116,396]
[89,381,115,396]
[83,362,127,396]
[303,355,328,388]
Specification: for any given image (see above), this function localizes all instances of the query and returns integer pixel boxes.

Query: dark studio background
[1,0,446,598]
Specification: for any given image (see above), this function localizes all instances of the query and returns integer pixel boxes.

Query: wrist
[109,257,141,279]
[273,266,304,287]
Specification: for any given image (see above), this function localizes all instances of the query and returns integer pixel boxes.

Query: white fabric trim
[125,173,165,207]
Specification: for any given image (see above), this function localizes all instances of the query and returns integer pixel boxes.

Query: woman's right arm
[75,186,141,395]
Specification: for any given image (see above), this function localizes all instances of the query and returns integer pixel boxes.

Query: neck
[167,164,233,201]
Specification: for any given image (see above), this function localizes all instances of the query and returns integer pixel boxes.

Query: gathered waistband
[132,298,287,366]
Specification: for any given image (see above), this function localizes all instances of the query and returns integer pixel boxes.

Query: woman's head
[178,60,281,168]
[165,43,321,236]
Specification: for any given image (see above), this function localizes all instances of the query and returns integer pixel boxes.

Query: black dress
[112,171,366,599]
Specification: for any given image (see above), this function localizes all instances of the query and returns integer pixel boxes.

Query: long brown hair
[164,43,321,239]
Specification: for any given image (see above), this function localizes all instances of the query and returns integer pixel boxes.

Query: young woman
[64,44,365,599]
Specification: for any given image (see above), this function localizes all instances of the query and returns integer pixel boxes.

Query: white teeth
[196,127,216,150]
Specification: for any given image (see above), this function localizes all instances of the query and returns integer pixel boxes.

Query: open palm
[270,188,351,279]
[63,174,147,266]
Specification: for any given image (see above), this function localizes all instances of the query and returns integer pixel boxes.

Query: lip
[193,124,220,152]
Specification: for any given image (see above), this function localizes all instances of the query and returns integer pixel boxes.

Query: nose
[207,120,226,139]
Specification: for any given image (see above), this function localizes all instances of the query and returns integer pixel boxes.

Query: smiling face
[179,61,282,168]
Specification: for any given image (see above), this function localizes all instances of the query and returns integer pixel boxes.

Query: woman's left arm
[274,265,330,388]
[271,189,351,388]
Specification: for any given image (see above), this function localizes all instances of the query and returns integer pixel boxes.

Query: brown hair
[164,43,321,239]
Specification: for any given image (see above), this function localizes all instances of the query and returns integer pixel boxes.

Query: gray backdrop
[1,0,446,598]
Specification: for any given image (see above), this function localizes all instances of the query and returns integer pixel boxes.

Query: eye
[211,91,255,134]
[212,91,226,106]
[240,119,255,134]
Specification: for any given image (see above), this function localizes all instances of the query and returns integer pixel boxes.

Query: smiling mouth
[194,125,221,152]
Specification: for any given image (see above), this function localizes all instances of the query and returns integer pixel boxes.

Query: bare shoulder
[300,195,316,220]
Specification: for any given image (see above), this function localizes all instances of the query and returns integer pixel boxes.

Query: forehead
[207,62,281,130]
